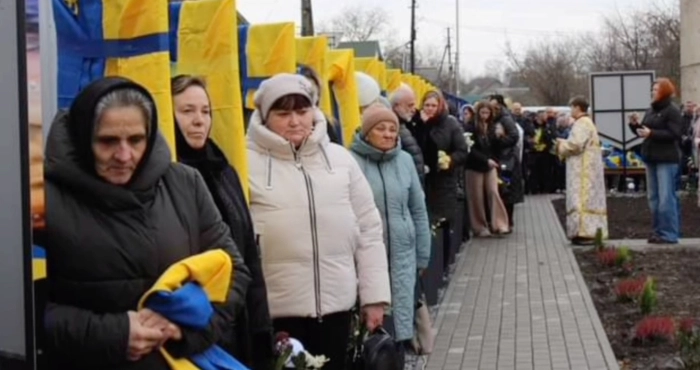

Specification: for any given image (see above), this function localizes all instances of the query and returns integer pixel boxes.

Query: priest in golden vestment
[556,96,608,245]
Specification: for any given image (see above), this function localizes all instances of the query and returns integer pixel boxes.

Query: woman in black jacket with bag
[171,75,273,368]
[629,78,683,244]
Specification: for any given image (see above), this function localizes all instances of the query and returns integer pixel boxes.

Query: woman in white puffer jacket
[246,73,391,368]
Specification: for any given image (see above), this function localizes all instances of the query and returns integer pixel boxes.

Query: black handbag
[349,327,402,370]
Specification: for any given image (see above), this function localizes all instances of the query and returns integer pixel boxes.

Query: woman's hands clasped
[127,309,182,361]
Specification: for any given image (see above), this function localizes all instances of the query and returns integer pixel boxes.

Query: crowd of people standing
[38,60,691,369]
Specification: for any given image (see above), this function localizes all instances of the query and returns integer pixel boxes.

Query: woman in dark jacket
[171,75,274,368]
[464,101,510,236]
[43,76,251,370]
[630,78,683,244]
[489,95,524,231]
[410,90,469,223]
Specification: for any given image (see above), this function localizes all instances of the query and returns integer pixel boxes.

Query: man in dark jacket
[43,77,251,370]
[390,84,426,182]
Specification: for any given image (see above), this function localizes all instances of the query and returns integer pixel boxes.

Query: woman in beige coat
[246,73,391,368]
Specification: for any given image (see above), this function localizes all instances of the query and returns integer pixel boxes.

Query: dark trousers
[273,311,352,370]
[505,203,514,227]
[529,152,554,194]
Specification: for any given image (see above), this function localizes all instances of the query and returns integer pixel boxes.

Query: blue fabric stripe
[57,33,169,59]
[33,246,46,259]
[169,2,182,62]
[54,0,168,109]
[237,25,265,97]
[54,0,105,108]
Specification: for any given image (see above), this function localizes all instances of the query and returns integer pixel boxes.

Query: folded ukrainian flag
[138,249,248,370]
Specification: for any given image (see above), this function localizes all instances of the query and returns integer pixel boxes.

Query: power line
[422,17,581,37]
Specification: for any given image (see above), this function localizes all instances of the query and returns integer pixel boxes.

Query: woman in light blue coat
[350,104,431,355]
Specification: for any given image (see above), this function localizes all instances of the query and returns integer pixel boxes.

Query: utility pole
[301,0,314,36]
[454,0,461,96]
[410,0,417,73]
[446,28,454,93]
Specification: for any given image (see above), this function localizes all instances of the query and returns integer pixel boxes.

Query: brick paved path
[426,196,619,370]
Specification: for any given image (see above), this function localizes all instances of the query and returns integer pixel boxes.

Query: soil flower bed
[552,193,700,239]
[575,247,700,369]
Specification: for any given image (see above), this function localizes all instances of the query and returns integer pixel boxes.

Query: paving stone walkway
[426,195,619,370]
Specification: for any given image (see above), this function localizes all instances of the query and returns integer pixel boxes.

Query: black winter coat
[463,121,497,173]
[398,117,425,182]
[176,138,274,370]
[43,111,250,369]
[493,111,525,204]
[633,98,683,163]
[409,112,468,222]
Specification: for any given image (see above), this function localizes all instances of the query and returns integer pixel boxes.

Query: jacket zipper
[295,152,323,322]
[377,161,392,290]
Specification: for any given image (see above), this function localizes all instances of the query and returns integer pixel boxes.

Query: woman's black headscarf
[67,76,159,179]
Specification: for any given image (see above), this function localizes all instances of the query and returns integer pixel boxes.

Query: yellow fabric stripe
[327,49,361,147]
[103,0,166,39]
[387,69,402,93]
[33,259,46,280]
[296,36,333,118]
[102,0,176,160]
[246,22,296,77]
[174,0,249,199]
[377,62,387,91]
[354,57,382,88]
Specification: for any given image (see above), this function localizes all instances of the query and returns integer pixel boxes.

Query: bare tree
[506,37,588,105]
[318,6,391,42]
[506,1,680,105]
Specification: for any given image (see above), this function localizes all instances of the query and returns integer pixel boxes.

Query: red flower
[597,248,619,267]
[634,317,676,342]
[614,277,646,300]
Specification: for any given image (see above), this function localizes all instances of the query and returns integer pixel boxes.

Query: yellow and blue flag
[169,0,248,198]
[54,0,176,156]
[238,22,296,109]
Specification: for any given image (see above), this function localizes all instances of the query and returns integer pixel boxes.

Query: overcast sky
[237,0,670,78]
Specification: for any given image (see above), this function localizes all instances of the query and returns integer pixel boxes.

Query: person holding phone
[630,78,683,244]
